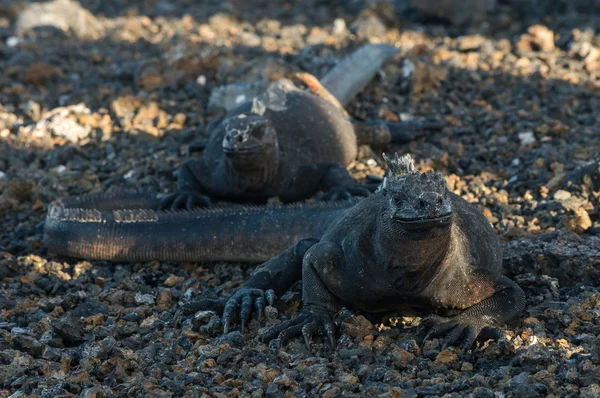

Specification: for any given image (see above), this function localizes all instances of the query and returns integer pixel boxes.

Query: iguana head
[222,113,278,161]
[381,153,452,232]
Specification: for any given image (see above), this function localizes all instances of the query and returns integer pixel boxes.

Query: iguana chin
[183,154,526,353]
[161,44,441,210]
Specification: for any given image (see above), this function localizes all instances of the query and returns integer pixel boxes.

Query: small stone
[458,35,485,52]
[10,335,44,357]
[164,274,185,287]
[591,335,600,364]
[472,387,495,398]
[562,208,592,234]
[461,362,474,371]
[350,15,387,41]
[140,315,159,328]
[517,25,555,52]
[53,314,85,346]
[518,131,536,146]
[24,100,41,122]
[434,349,458,364]
[156,289,173,309]
[553,190,572,201]
[23,63,60,86]
[274,374,292,387]
[71,300,109,318]
[580,384,600,398]
[6,37,22,47]
[332,18,347,35]
[135,293,155,305]
[514,344,552,366]
[264,306,278,320]
[391,347,414,367]
[265,382,283,398]
[338,372,359,384]
[136,66,166,91]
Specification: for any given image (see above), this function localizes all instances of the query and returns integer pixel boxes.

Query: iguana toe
[419,314,506,355]
[221,287,275,334]
[160,191,211,210]
[260,305,337,350]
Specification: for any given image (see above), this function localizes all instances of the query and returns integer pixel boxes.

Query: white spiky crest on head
[377,153,416,192]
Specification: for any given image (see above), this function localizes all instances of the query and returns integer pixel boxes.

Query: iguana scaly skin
[162,44,441,210]
[184,154,526,353]
[43,191,358,263]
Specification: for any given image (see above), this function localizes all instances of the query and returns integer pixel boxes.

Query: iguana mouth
[394,213,452,229]
[223,146,263,155]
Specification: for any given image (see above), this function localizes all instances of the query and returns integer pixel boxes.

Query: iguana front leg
[261,241,353,349]
[419,274,526,355]
[281,163,373,203]
[161,158,212,210]
[176,238,319,333]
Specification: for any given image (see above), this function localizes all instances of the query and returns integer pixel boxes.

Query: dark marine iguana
[161,44,441,209]
[179,154,526,353]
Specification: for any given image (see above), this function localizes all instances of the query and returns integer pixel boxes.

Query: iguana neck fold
[224,138,280,191]
[378,210,453,273]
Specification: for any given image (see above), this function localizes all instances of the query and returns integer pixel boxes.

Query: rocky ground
[1,0,600,396]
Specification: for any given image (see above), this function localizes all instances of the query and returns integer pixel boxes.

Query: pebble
[434,349,458,364]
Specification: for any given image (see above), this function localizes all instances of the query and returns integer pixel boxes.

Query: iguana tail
[320,43,399,107]
[43,192,356,264]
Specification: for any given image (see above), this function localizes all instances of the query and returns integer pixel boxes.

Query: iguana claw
[260,305,341,351]
[223,287,276,333]
[174,287,277,333]
[161,191,211,210]
[418,314,506,355]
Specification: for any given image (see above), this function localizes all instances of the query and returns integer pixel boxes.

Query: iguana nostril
[419,199,426,208]
[236,135,244,143]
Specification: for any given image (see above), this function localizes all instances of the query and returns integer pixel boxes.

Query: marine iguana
[180,154,526,353]
[161,44,441,210]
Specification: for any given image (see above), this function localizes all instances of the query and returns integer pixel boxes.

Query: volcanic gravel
[1,0,600,397]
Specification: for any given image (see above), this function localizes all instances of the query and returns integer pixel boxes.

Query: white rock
[518,131,535,146]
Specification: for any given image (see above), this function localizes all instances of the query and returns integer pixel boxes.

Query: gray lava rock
[10,335,44,358]
[53,314,85,346]
[72,300,109,318]
[591,335,600,365]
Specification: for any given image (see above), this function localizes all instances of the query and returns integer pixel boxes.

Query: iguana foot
[319,184,372,201]
[418,314,506,355]
[174,287,276,333]
[161,191,211,210]
[221,287,276,333]
[261,305,355,350]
